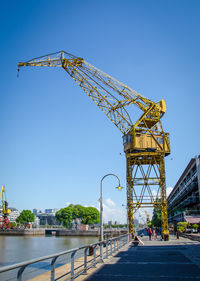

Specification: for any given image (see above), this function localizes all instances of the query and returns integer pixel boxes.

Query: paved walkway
[77,235,200,281]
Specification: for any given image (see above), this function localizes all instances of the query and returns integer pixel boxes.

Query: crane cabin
[123,131,170,156]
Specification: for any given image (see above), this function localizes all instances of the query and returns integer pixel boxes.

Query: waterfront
[0,235,98,280]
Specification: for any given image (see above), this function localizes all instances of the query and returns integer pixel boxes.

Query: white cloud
[105,198,116,207]
[166,187,173,197]
[99,198,126,224]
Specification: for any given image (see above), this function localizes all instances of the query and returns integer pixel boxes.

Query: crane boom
[18,51,171,239]
[18,51,166,134]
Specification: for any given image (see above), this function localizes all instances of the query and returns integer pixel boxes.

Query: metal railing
[0,234,130,281]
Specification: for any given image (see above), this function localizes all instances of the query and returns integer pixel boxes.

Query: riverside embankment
[0,228,127,236]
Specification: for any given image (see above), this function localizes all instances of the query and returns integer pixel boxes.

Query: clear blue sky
[0,0,199,223]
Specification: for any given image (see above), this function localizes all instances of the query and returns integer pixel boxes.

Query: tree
[81,207,100,225]
[151,203,162,228]
[177,222,189,233]
[193,224,199,231]
[16,210,35,227]
[74,204,85,220]
[55,205,100,227]
[55,208,73,228]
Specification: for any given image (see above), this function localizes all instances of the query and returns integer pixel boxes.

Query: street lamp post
[99,173,124,261]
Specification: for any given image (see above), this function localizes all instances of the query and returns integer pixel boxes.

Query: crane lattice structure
[18,51,171,239]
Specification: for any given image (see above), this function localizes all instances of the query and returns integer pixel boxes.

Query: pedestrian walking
[148,228,152,240]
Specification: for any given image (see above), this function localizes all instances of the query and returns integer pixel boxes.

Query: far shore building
[33,208,42,216]
[167,155,200,226]
[8,207,20,222]
[44,208,58,214]
[32,216,40,228]
[37,213,61,226]
[78,224,89,231]
[33,208,61,227]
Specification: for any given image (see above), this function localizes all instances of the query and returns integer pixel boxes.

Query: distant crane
[18,51,171,239]
[0,185,12,229]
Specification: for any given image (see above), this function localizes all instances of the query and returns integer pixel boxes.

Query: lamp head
[116,185,124,191]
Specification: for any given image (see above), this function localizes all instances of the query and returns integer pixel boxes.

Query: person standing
[148,228,152,240]
[153,228,157,240]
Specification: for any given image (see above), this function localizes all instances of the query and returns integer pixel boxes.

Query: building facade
[167,155,200,225]
[44,208,58,214]
[8,208,20,222]
[37,213,61,226]
[33,208,42,216]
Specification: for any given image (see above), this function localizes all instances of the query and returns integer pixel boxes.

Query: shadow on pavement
[83,243,200,281]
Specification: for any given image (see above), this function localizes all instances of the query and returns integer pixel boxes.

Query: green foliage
[16,210,35,227]
[177,226,185,233]
[10,222,16,228]
[177,222,189,233]
[111,224,127,228]
[147,221,152,227]
[193,224,199,230]
[151,203,162,227]
[55,208,73,228]
[74,204,85,220]
[56,204,100,228]
[81,207,100,225]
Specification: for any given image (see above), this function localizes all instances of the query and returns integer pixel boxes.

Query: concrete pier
[77,235,200,281]
[0,228,127,236]
[0,229,45,235]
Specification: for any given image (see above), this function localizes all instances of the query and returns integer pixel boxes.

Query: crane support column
[160,156,169,240]
[126,157,134,238]
[125,152,170,240]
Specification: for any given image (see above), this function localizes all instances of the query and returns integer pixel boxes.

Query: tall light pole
[99,173,124,261]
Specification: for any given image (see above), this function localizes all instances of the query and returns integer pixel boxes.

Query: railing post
[118,236,121,249]
[93,245,97,267]
[51,256,58,281]
[83,247,88,274]
[117,237,119,250]
[106,240,108,258]
[17,266,26,281]
[100,241,104,262]
[71,250,77,280]
[110,239,112,256]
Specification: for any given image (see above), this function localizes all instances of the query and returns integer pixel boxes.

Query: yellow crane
[0,185,12,229]
[18,51,171,239]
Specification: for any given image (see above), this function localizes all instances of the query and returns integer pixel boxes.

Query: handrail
[0,233,130,281]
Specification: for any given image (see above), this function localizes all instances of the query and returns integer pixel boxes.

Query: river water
[0,235,98,280]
